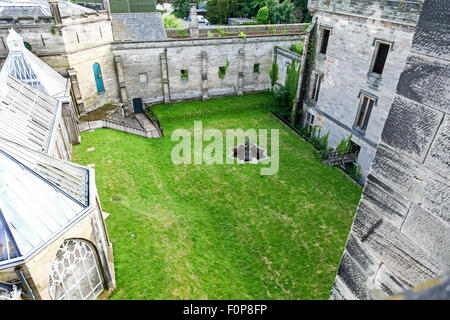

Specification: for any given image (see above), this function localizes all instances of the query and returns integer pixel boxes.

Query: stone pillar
[237,48,245,96]
[67,69,86,116]
[49,0,62,25]
[160,49,171,103]
[62,102,81,145]
[201,50,209,100]
[114,55,128,103]
[189,3,199,38]
[103,0,112,19]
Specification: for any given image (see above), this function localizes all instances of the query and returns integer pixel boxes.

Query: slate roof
[0,0,96,18]
[111,12,167,41]
[0,137,90,267]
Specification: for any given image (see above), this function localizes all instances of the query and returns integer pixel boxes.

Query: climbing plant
[218,59,230,79]
[270,55,279,90]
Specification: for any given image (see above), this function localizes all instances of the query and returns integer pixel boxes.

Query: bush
[270,55,279,89]
[273,86,292,119]
[256,6,270,24]
[289,42,304,55]
[163,15,185,29]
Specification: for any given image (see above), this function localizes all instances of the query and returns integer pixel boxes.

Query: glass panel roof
[1,29,69,100]
[0,1,96,18]
[0,149,86,265]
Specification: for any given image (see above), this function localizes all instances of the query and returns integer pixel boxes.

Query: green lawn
[72,92,362,300]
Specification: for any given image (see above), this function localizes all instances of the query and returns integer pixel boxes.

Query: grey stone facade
[304,0,424,181]
[112,34,305,105]
[330,0,449,300]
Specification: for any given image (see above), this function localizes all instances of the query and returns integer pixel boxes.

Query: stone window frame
[317,24,333,57]
[253,63,260,74]
[305,111,315,132]
[368,38,394,78]
[310,71,323,103]
[353,90,378,135]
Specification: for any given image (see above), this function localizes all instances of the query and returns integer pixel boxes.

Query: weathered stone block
[362,175,411,228]
[396,54,450,114]
[336,251,370,299]
[402,204,450,268]
[351,204,446,286]
[345,234,380,277]
[424,115,450,178]
[329,276,358,300]
[381,95,443,163]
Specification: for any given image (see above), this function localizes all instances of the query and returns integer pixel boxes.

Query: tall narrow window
[319,28,331,55]
[371,42,390,75]
[354,95,376,133]
[305,112,315,132]
[311,73,322,102]
[93,63,105,94]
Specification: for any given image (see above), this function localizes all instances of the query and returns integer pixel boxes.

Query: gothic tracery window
[49,239,104,300]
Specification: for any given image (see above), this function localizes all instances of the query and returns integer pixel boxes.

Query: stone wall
[112,34,305,104]
[304,2,422,180]
[330,0,449,300]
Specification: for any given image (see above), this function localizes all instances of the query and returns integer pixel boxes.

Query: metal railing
[145,105,164,138]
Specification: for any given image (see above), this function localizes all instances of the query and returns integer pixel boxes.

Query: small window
[180,69,188,80]
[319,28,331,55]
[350,141,361,157]
[311,73,322,102]
[305,112,315,132]
[253,63,260,73]
[139,73,148,83]
[370,42,390,75]
[354,95,376,132]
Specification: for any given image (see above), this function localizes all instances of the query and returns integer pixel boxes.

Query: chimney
[49,0,62,24]
[189,3,198,38]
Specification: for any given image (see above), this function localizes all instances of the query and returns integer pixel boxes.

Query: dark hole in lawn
[112,197,120,201]
[230,138,268,163]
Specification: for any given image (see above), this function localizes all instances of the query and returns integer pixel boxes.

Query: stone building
[0,137,116,300]
[329,0,449,299]
[303,0,425,181]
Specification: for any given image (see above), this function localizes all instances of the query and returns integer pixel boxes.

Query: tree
[293,0,311,22]
[173,0,200,19]
[256,6,270,24]
[163,14,185,28]
[266,0,297,24]
[238,0,266,18]
[206,0,239,25]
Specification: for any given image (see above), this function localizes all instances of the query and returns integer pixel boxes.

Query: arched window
[49,239,104,300]
[93,63,105,94]
[23,42,32,51]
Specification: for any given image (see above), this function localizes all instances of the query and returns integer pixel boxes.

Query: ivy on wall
[270,54,279,90]
[218,59,230,79]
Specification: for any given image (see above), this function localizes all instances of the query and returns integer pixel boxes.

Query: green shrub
[218,59,230,79]
[239,32,247,40]
[256,6,270,24]
[270,55,279,90]
[207,31,214,38]
[289,42,304,55]
[177,29,188,38]
[216,27,225,37]
[163,15,185,29]
[336,134,353,153]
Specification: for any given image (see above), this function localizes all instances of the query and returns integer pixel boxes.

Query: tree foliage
[173,0,200,19]
[207,0,239,24]
[266,0,297,24]
[163,14,185,28]
[256,6,270,24]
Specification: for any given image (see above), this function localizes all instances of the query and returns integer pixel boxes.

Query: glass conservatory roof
[0,75,59,154]
[0,0,96,18]
[0,139,90,266]
[1,29,69,100]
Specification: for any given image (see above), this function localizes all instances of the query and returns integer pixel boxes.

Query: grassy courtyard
[72,92,362,300]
